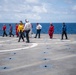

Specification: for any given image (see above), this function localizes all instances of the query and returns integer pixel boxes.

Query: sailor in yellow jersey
[18,21,25,42]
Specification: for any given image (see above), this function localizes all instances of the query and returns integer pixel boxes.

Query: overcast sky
[0,0,76,23]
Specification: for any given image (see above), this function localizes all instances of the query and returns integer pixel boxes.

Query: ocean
[0,23,76,36]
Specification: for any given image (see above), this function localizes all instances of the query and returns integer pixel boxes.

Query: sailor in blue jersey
[61,23,68,40]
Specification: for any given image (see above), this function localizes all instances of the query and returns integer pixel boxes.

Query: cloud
[0,0,76,22]
[50,10,68,15]
[0,5,1,7]
[0,13,41,21]
[72,5,76,10]
[64,0,76,4]
[25,0,38,3]
[4,0,8,3]
[25,14,41,20]
[15,13,41,20]
[65,0,73,4]
[32,6,47,13]
[0,0,48,21]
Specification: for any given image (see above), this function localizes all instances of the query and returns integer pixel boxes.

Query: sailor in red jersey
[15,23,19,37]
[48,23,54,39]
[2,24,7,37]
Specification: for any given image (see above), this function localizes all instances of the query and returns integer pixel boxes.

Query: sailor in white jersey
[24,19,31,43]
[34,23,42,38]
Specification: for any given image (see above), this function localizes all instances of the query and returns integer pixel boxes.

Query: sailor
[48,23,54,39]
[61,23,68,40]
[24,19,31,43]
[18,21,25,42]
[2,24,7,37]
[15,23,19,37]
[9,24,14,37]
[34,23,42,38]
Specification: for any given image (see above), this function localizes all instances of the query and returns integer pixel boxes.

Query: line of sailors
[48,23,68,40]
[2,19,42,43]
[2,24,14,37]
[2,21,68,42]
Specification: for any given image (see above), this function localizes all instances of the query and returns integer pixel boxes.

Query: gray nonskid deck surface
[0,34,76,75]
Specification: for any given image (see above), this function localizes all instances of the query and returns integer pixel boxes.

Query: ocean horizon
[0,23,76,36]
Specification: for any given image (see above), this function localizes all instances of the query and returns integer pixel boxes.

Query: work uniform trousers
[25,30,30,43]
[3,30,7,37]
[61,31,68,39]
[9,30,14,37]
[35,29,41,38]
[18,31,25,42]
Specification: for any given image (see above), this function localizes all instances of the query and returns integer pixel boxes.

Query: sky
[0,0,76,23]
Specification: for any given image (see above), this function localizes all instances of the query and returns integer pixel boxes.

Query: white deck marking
[52,54,76,60]
[0,38,17,43]
[3,61,44,72]
[0,43,38,53]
